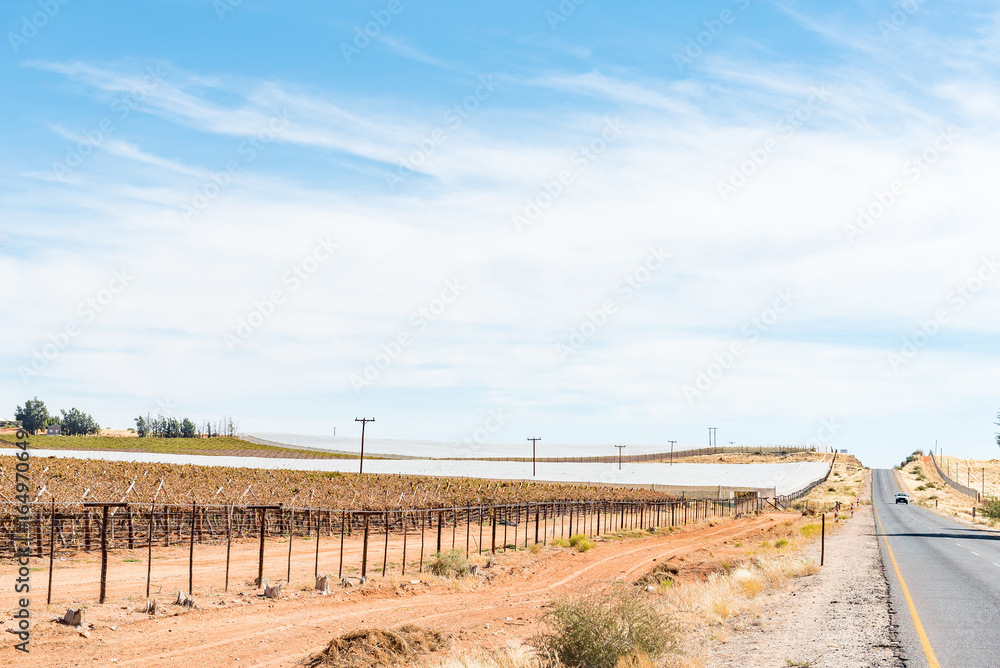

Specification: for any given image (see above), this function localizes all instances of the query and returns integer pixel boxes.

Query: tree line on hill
[134,414,238,438]
[10,397,239,439]
[14,397,100,436]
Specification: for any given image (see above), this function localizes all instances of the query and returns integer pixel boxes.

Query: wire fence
[239,436,817,463]
[3,496,768,605]
[929,452,981,501]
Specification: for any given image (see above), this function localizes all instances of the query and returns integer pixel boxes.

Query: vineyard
[0,455,676,509]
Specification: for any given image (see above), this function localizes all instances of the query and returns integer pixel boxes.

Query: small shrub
[760,541,770,548]
[574,538,594,552]
[539,585,677,668]
[429,549,469,577]
[551,538,570,547]
[733,541,743,547]
[826,487,836,492]
[979,497,1000,520]
[568,534,588,547]
[774,539,788,549]
[528,542,543,554]
[799,524,820,539]
[916,485,926,491]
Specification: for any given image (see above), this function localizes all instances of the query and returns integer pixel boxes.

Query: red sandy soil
[1,512,795,667]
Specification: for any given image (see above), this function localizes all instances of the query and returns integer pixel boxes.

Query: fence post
[402,511,408,575]
[419,510,426,572]
[147,502,155,598]
[382,511,390,577]
[361,514,370,578]
[225,504,232,592]
[99,506,109,603]
[338,511,346,578]
[535,505,540,544]
[46,500,55,605]
[257,508,267,586]
[820,513,825,566]
[314,511,321,580]
[436,510,443,555]
[491,508,497,553]
[189,502,196,594]
[287,508,294,584]
[127,505,134,550]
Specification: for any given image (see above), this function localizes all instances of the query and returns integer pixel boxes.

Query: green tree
[134,415,148,437]
[14,397,49,434]
[60,408,100,436]
[181,418,196,438]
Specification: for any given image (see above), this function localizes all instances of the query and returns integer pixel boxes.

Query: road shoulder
[707,475,902,668]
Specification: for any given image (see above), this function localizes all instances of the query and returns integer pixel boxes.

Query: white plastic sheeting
[25,449,828,496]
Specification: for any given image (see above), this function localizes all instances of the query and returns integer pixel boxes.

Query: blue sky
[3,0,999,468]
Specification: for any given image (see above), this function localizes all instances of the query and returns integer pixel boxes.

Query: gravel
[707,480,903,668]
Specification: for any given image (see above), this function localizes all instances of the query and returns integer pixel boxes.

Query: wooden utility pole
[615,445,626,470]
[668,440,676,465]
[355,417,375,474]
[528,437,541,476]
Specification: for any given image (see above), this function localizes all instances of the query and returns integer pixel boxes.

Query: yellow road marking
[874,481,941,668]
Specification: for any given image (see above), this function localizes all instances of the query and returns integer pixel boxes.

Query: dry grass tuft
[305,624,449,668]
[430,646,547,668]
[614,653,657,668]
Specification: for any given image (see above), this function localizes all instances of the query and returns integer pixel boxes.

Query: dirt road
[2,512,794,667]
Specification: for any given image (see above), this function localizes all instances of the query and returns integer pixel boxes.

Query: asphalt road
[873,468,1000,668]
